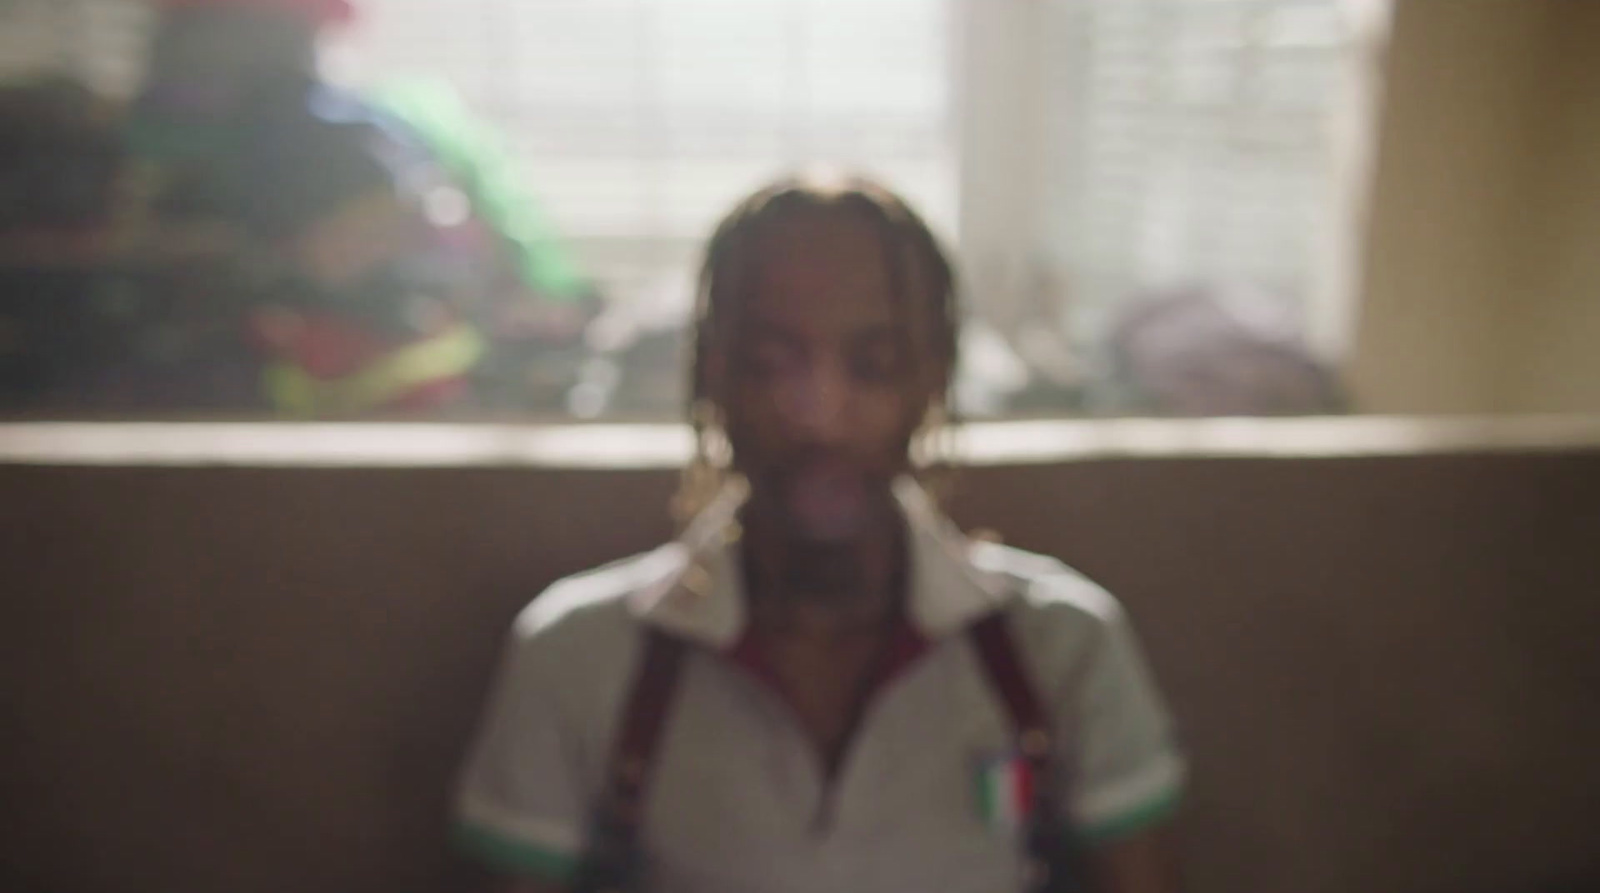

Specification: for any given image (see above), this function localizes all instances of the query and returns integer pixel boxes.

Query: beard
[742,452,900,599]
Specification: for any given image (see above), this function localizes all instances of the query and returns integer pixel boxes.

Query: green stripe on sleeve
[451,822,581,882]
[1079,786,1183,846]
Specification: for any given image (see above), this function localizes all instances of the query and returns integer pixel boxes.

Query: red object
[151,0,356,28]
[247,310,466,413]
[249,310,388,379]
[727,613,930,714]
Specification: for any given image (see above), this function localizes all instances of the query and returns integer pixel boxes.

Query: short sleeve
[452,634,588,882]
[1065,606,1186,844]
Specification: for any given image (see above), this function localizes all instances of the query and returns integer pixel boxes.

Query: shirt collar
[628,477,1012,649]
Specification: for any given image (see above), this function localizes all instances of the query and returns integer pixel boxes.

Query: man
[454,175,1185,893]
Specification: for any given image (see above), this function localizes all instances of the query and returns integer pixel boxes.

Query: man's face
[710,207,943,546]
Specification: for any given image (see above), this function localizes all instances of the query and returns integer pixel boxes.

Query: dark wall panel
[2,453,1597,893]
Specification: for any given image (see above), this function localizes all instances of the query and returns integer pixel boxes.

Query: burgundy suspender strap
[970,612,1052,744]
[969,611,1086,893]
[571,629,687,893]
[610,630,687,816]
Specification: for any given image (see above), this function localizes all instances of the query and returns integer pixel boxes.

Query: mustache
[754,447,878,476]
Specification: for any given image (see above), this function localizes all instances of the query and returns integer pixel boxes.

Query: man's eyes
[741,339,905,382]
[745,340,803,376]
[849,343,905,382]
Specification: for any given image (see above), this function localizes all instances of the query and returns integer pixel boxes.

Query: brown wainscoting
[2,448,1597,893]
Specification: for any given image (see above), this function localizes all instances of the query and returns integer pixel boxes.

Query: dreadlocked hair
[674,171,963,526]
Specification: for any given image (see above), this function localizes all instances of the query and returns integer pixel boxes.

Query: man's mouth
[781,461,876,542]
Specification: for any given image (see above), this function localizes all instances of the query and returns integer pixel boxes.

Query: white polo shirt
[454,480,1185,893]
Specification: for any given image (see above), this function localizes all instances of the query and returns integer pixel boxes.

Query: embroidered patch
[975,751,1035,834]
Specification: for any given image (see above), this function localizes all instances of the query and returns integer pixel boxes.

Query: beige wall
[1352,0,1600,414]
[1500,2,1600,413]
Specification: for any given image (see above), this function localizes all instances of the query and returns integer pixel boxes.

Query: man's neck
[741,510,907,643]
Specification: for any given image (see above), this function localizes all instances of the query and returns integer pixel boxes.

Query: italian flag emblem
[977,752,1036,833]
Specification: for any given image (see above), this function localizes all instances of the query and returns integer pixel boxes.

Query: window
[326,0,958,341]
[0,0,1382,420]
[958,0,1382,415]
[0,0,149,97]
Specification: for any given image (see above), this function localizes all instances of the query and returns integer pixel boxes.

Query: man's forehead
[739,207,931,327]
[753,210,887,284]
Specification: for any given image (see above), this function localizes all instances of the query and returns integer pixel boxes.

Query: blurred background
[15,0,1574,421]
[3,3,1599,893]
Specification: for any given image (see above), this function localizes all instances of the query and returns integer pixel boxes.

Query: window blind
[1045,0,1358,349]
[327,0,958,317]
[3,0,957,319]
[0,0,150,96]
[2,0,1370,411]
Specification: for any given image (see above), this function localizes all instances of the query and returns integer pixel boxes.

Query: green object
[1078,786,1183,846]
[263,323,485,416]
[451,822,580,882]
[369,78,588,303]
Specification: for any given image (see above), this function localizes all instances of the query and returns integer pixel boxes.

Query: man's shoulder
[969,540,1128,633]
[508,545,686,650]
[964,540,1149,696]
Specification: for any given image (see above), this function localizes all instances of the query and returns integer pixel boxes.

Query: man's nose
[778,359,851,443]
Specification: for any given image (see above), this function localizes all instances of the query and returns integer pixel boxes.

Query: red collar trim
[725,612,931,705]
